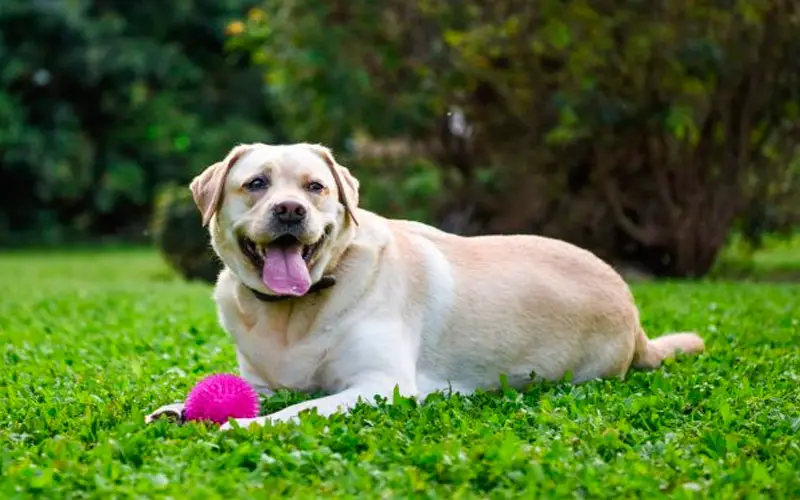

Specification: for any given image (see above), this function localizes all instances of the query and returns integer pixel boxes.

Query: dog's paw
[144,402,185,425]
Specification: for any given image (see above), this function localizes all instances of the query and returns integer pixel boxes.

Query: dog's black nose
[272,201,307,223]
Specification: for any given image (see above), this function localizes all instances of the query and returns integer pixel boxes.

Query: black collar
[247,275,337,303]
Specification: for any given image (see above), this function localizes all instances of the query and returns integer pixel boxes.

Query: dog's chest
[226,305,336,392]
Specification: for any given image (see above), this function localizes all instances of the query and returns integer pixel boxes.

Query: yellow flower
[226,21,245,36]
[248,8,266,22]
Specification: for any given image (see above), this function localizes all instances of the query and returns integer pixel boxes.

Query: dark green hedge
[0,0,281,246]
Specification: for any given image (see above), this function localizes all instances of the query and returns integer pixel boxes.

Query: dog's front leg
[220,372,416,430]
[221,320,419,431]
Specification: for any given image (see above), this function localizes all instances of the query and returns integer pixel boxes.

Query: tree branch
[602,180,661,246]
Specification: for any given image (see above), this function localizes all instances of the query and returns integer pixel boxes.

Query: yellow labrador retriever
[146,142,704,430]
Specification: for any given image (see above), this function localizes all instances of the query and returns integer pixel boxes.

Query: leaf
[544,20,572,50]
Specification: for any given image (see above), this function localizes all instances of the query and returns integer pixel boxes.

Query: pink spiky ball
[183,373,260,425]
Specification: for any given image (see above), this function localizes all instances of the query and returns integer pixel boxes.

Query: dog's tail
[632,328,705,370]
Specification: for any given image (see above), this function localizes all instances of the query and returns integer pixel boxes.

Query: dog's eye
[306,181,325,193]
[244,177,268,192]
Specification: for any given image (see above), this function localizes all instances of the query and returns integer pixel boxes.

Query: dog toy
[183,373,260,425]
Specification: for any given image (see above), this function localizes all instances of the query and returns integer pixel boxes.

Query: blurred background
[1,0,798,282]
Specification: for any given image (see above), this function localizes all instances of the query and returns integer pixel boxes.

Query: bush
[231,0,800,278]
[0,0,280,246]
[151,184,220,283]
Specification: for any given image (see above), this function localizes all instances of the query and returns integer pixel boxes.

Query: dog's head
[190,142,359,297]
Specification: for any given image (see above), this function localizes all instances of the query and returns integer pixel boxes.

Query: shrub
[151,184,220,283]
[231,0,800,277]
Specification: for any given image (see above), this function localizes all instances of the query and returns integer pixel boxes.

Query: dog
[145,142,704,430]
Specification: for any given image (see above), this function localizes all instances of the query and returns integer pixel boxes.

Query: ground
[1,248,798,499]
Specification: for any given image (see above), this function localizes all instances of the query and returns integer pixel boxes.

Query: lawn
[1,248,798,499]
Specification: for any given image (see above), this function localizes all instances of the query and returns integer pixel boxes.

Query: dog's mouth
[239,234,323,268]
[238,232,327,296]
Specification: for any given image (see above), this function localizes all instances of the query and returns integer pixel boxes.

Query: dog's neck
[246,275,337,303]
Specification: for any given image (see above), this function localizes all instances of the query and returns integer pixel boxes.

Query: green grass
[1,248,798,499]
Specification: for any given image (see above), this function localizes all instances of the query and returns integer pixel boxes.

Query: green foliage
[349,156,445,224]
[1,249,799,497]
[0,0,279,245]
[227,2,440,151]
[232,0,800,277]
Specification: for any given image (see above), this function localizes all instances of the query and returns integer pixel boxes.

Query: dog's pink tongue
[262,246,311,296]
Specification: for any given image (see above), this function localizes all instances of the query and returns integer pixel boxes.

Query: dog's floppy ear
[308,144,360,226]
[190,144,253,227]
